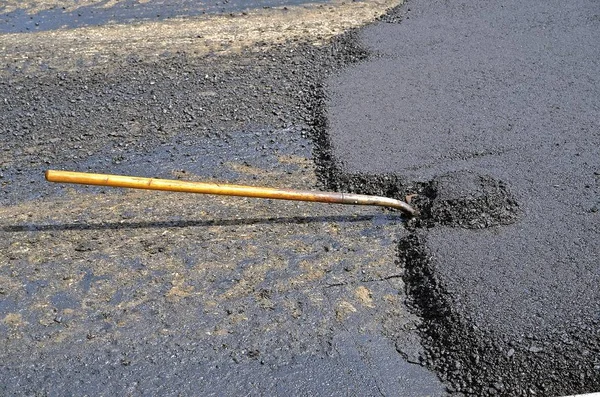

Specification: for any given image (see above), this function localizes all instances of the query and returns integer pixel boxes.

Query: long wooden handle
[45,170,417,216]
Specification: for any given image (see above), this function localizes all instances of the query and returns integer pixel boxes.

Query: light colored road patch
[0,165,415,361]
[2,0,108,14]
[1,0,401,75]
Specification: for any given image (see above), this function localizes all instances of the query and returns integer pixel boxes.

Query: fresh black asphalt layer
[325,0,599,395]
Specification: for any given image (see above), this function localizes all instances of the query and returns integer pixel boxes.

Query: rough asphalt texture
[0,20,445,397]
[326,0,600,395]
[2,0,598,395]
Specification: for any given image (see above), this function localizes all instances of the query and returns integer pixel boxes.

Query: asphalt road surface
[0,1,447,396]
[1,0,598,395]
[326,0,599,395]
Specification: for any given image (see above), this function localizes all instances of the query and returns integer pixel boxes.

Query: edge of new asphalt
[322,1,600,396]
[1,0,599,395]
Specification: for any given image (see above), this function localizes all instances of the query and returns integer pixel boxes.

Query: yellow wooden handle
[45,170,417,216]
